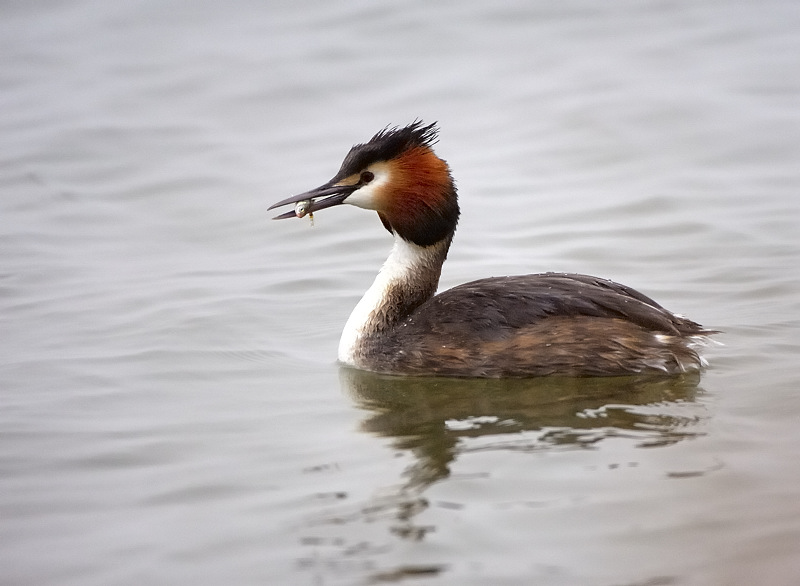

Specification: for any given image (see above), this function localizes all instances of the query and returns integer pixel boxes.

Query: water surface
[2,1,800,585]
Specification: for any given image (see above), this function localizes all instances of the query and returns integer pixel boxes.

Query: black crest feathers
[334,121,439,180]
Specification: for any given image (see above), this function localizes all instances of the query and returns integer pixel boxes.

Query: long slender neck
[338,234,452,366]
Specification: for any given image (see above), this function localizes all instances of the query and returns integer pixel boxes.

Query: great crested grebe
[269,121,715,378]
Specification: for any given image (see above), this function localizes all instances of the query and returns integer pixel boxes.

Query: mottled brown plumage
[357,273,710,377]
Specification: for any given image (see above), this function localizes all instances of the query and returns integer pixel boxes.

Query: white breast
[337,237,427,366]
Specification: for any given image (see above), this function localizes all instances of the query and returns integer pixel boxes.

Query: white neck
[338,235,449,367]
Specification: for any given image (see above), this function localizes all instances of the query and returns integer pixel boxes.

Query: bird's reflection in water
[298,370,707,581]
[341,367,706,491]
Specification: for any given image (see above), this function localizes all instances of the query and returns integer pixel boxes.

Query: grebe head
[270,121,459,246]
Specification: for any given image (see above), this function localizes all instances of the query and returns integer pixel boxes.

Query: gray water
[2,1,800,585]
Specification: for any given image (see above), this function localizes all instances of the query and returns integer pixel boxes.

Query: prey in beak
[268,182,358,220]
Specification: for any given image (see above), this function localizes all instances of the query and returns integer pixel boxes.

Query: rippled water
[2,1,800,585]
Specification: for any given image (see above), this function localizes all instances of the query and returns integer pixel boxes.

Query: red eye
[360,171,374,183]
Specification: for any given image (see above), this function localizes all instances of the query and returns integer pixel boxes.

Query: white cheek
[343,167,390,210]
